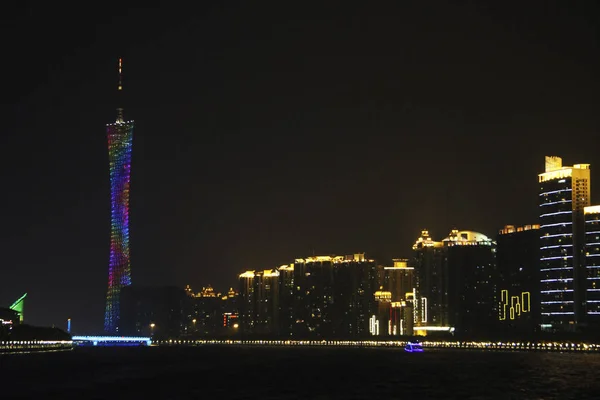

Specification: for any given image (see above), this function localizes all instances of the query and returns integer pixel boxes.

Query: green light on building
[9,293,26,323]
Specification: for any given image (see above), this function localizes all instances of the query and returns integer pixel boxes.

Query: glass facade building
[584,206,600,327]
[538,156,590,331]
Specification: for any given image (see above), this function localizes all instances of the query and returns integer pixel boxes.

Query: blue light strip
[72,336,150,341]
[542,312,574,315]
[540,200,572,207]
[540,211,572,218]
[541,290,574,293]
[540,244,572,249]
[539,189,572,196]
[541,233,573,239]
[541,256,573,261]
[540,267,572,272]
[72,336,151,346]
[540,222,573,228]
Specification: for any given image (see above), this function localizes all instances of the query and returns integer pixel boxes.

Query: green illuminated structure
[9,293,26,323]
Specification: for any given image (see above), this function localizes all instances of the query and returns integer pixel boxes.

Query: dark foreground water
[1,346,599,399]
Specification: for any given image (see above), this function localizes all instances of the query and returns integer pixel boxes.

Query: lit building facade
[239,271,257,334]
[184,285,239,337]
[373,259,415,336]
[445,230,497,338]
[379,259,414,303]
[292,256,336,337]
[292,254,378,338]
[412,229,496,337]
[539,156,591,331]
[585,206,600,329]
[412,231,447,327]
[105,58,134,334]
[278,264,295,336]
[496,224,541,335]
[185,285,222,336]
[238,270,280,336]
[254,269,280,335]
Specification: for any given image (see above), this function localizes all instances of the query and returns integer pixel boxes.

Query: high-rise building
[185,285,222,336]
[539,156,591,332]
[104,58,134,334]
[254,269,280,335]
[239,271,257,334]
[584,206,600,329]
[238,270,280,336]
[293,254,378,338]
[374,259,415,337]
[412,229,496,337]
[379,259,414,303]
[278,264,295,336]
[292,256,337,337]
[496,224,540,335]
[444,230,497,338]
[412,231,447,327]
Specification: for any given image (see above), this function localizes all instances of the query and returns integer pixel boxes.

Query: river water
[1,346,598,399]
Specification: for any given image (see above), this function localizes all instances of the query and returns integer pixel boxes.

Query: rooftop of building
[585,205,600,215]
[539,156,590,182]
[295,253,374,264]
[413,229,495,248]
[498,224,540,235]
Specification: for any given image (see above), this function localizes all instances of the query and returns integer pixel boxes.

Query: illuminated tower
[104,58,134,333]
[538,156,590,332]
[584,206,600,329]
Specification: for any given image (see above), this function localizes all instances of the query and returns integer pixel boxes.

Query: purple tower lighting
[104,58,133,333]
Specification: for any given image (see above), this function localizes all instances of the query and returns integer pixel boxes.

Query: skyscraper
[290,254,377,338]
[538,156,590,332]
[104,59,134,333]
[379,259,414,303]
[496,224,540,335]
[237,270,280,336]
[412,229,496,337]
[584,206,600,330]
[444,230,497,338]
[412,230,447,326]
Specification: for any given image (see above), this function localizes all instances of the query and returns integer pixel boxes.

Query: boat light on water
[405,342,424,353]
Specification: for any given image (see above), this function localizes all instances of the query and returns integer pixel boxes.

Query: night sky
[1,2,598,333]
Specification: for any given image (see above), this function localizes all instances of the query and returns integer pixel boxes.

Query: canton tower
[104,58,133,333]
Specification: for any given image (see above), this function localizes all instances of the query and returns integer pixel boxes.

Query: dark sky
[1,2,598,333]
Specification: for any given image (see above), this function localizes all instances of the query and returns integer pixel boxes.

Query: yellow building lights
[499,290,531,321]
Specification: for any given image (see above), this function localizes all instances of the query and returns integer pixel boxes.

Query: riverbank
[0,340,73,354]
[154,338,600,352]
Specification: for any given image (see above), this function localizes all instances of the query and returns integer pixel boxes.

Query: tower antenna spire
[116,58,124,123]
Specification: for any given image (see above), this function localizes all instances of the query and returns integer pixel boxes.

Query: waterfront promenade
[154,338,600,352]
[0,340,72,353]
[2,338,600,354]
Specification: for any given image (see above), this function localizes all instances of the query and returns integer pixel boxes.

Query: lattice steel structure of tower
[104,58,133,333]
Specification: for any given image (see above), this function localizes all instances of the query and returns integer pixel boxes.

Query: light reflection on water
[2,346,599,399]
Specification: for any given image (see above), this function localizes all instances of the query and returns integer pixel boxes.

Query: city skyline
[0,3,598,333]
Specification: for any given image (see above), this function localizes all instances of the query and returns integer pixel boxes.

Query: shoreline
[153,339,600,352]
[0,341,73,354]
